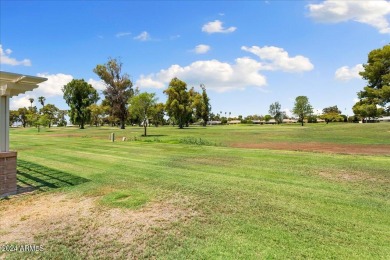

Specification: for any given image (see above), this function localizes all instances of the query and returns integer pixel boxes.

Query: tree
[17,107,29,127]
[264,114,272,122]
[38,96,46,107]
[62,79,99,129]
[352,102,383,122]
[189,85,210,126]
[94,58,133,129]
[320,105,343,124]
[269,101,283,124]
[188,87,199,126]
[152,103,165,127]
[38,114,51,128]
[89,104,104,127]
[26,111,40,131]
[292,96,313,126]
[40,104,59,127]
[9,110,20,126]
[26,106,38,127]
[355,44,390,115]
[129,92,158,136]
[57,110,68,127]
[28,98,34,109]
[164,78,191,129]
[200,84,211,126]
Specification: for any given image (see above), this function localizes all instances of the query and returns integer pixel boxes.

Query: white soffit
[0,71,47,97]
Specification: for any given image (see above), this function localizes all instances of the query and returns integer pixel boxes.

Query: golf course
[1,123,389,259]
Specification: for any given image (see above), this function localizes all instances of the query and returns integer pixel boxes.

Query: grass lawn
[1,123,389,259]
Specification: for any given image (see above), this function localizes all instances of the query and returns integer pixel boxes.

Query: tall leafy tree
[164,78,191,129]
[200,84,211,126]
[292,96,313,126]
[188,84,211,126]
[129,92,158,136]
[320,105,343,124]
[356,44,390,115]
[62,79,99,129]
[269,101,283,124]
[94,58,133,129]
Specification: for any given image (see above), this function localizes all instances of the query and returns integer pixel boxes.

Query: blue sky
[1,0,389,117]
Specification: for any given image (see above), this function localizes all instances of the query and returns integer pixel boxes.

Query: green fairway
[1,124,390,259]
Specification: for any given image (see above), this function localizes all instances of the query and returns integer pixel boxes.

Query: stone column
[0,151,17,197]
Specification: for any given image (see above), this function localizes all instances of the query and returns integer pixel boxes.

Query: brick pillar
[0,151,17,198]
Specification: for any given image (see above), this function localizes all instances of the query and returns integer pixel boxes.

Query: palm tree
[38,96,46,107]
[28,98,34,109]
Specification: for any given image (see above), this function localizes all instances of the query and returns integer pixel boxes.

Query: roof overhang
[0,71,47,97]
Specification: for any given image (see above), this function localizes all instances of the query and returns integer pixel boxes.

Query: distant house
[228,120,241,124]
[378,116,390,123]
[208,120,222,125]
[283,119,298,123]
[266,119,277,124]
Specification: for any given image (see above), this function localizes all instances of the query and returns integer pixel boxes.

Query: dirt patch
[0,193,197,258]
[230,142,390,155]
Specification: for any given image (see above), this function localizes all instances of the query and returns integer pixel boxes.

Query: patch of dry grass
[0,192,198,258]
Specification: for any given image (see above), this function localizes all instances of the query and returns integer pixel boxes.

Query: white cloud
[241,45,314,72]
[136,58,266,92]
[87,78,106,91]
[194,44,211,54]
[308,0,390,34]
[10,95,34,110]
[335,64,364,81]
[9,76,105,110]
[170,34,181,40]
[134,31,151,41]
[35,73,74,97]
[283,108,293,118]
[202,20,237,34]
[313,108,322,115]
[0,44,31,66]
[116,32,131,38]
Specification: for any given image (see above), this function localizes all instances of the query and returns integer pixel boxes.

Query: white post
[0,96,10,152]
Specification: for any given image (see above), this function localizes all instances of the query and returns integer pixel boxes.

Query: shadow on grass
[16,159,90,195]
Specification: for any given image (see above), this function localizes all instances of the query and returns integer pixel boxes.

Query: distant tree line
[9,44,389,130]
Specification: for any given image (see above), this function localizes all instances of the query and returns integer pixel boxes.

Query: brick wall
[0,152,17,197]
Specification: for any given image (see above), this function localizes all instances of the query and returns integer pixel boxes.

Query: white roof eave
[0,71,47,97]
